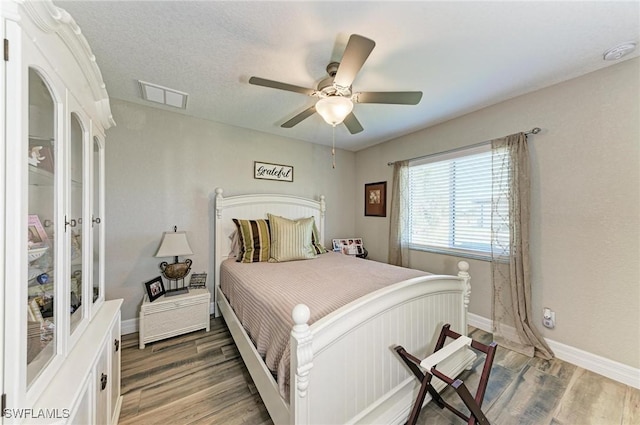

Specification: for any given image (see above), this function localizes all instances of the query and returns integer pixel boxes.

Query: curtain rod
[387,127,541,166]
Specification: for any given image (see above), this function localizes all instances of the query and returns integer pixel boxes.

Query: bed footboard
[290,261,473,425]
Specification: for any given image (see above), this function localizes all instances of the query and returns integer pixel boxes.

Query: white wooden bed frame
[213,188,475,425]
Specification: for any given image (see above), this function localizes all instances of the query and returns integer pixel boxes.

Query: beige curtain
[491,133,553,359]
[388,160,409,267]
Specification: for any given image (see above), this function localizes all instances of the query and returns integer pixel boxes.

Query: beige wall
[104,99,356,322]
[354,58,640,369]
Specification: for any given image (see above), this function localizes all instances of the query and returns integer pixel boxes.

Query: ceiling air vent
[138,80,188,109]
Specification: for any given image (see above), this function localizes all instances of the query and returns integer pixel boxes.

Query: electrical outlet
[542,307,555,329]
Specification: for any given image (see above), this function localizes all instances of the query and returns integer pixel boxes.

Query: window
[408,144,509,258]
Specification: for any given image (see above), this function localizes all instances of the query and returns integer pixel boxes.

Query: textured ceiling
[55,1,639,151]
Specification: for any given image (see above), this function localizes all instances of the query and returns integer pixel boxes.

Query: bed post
[457,261,470,310]
[457,261,471,345]
[215,187,224,218]
[290,304,313,424]
[318,195,326,246]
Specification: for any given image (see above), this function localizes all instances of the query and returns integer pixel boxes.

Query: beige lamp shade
[154,231,193,258]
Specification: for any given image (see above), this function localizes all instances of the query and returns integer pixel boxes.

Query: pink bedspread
[220,252,429,399]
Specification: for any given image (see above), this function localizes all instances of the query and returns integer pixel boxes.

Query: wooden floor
[119,317,639,425]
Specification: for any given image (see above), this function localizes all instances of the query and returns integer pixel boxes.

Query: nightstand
[139,288,210,349]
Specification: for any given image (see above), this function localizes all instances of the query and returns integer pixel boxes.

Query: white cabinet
[94,338,109,425]
[67,376,92,425]
[109,313,122,425]
[33,301,122,425]
[1,1,118,423]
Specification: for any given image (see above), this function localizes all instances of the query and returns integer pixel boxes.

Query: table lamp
[155,226,193,296]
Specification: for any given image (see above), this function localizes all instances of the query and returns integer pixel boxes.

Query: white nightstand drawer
[139,288,211,348]
[143,294,208,314]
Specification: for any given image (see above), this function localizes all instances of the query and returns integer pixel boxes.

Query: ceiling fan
[249,34,423,134]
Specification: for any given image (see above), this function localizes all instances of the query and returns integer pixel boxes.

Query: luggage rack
[395,324,498,425]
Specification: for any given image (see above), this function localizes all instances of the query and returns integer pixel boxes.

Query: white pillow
[228,230,240,257]
[267,214,316,262]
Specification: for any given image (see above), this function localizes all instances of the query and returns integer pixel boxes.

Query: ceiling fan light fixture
[316,96,354,126]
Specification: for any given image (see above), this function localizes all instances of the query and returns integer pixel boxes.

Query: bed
[213,188,475,424]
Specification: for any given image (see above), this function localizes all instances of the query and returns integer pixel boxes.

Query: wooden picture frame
[364,181,387,217]
[144,276,165,302]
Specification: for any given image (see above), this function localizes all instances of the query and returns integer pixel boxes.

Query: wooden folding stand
[395,324,498,425]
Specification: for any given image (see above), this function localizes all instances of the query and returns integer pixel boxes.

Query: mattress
[220,251,430,399]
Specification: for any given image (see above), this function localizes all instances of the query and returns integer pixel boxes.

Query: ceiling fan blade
[343,112,364,134]
[249,77,315,96]
[333,34,376,88]
[356,91,423,105]
[281,106,316,128]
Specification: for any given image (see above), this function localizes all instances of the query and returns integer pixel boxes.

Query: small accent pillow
[311,221,328,255]
[267,214,317,262]
[232,218,271,263]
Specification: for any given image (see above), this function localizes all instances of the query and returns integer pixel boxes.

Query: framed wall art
[364,181,387,217]
[254,161,294,182]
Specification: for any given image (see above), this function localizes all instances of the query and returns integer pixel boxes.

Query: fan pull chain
[332,125,336,169]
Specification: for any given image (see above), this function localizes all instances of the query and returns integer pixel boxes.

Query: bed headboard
[213,188,326,305]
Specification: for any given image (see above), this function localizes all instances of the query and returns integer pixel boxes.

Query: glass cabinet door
[69,113,84,333]
[92,136,105,306]
[27,68,57,386]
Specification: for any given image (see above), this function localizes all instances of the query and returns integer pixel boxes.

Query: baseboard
[121,301,217,335]
[467,313,640,389]
[121,317,138,335]
[467,313,493,334]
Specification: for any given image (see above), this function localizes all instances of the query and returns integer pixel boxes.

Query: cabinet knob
[92,216,102,226]
[100,373,108,391]
[114,339,120,352]
[65,217,77,230]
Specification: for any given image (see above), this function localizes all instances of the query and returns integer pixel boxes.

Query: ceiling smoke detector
[603,42,637,61]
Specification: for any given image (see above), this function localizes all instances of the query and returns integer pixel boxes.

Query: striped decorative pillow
[311,221,328,254]
[232,218,271,263]
[267,214,317,262]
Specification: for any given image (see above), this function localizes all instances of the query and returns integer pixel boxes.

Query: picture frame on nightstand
[189,273,207,288]
[144,276,165,302]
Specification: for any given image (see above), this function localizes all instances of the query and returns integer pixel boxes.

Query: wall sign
[254,161,294,182]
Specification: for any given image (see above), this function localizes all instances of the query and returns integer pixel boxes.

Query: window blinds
[408,144,509,257]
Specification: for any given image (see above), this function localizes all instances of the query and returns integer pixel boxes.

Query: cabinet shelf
[29,164,54,186]
[29,164,82,186]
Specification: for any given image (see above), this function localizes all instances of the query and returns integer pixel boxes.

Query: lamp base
[164,287,189,297]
